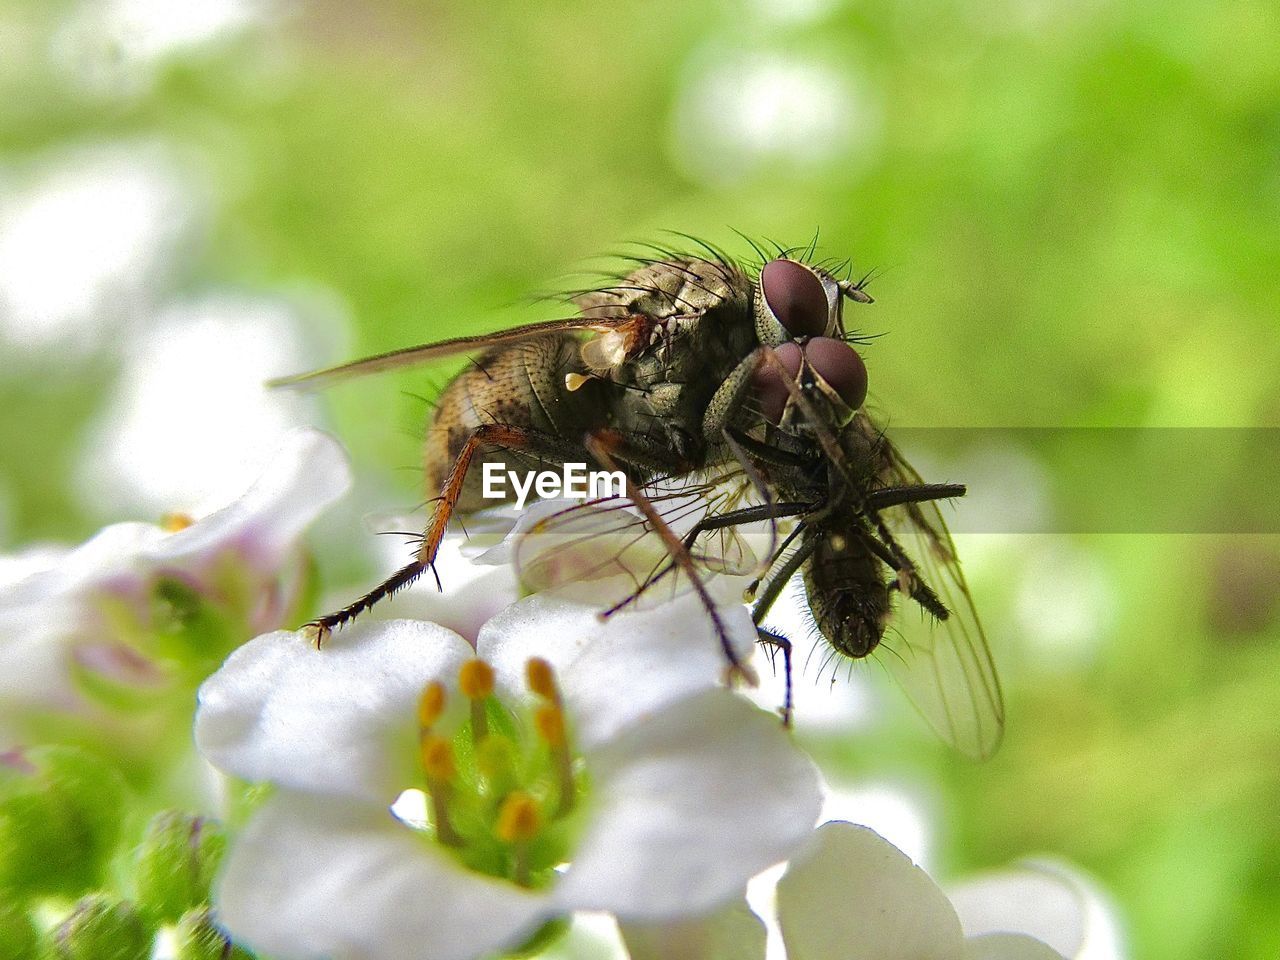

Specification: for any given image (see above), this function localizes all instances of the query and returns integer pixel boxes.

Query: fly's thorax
[835,416,884,489]
[803,528,891,660]
[573,257,750,322]
[606,295,757,467]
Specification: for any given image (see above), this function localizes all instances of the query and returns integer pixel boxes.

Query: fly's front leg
[702,347,765,439]
[304,423,580,646]
[600,497,810,618]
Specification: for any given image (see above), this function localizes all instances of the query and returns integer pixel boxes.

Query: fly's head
[752,337,868,432]
[753,257,873,347]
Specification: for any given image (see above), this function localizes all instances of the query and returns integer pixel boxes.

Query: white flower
[195,594,823,960]
[618,898,767,960]
[0,428,350,738]
[775,822,1081,960]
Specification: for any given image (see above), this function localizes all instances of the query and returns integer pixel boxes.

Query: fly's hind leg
[862,483,968,622]
[304,422,582,646]
[868,516,948,621]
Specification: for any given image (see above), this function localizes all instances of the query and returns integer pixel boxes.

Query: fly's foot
[301,620,333,649]
[755,628,794,729]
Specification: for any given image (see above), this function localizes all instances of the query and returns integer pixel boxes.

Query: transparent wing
[860,413,1005,760]
[511,469,770,613]
[267,314,644,391]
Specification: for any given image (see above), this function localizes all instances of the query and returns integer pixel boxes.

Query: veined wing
[858,412,1005,760]
[510,468,771,613]
[267,313,649,391]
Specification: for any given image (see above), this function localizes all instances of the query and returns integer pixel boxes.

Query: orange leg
[304,423,565,645]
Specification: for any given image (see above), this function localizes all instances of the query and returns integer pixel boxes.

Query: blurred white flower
[77,294,325,518]
[775,822,1078,960]
[819,779,933,866]
[53,0,271,97]
[948,860,1126,960]
[670,48,878,187]
[619,898,766,960]
[0,144,190,352]
[0,428,350,739]
[195,593,822,960]
[1013,538,1116,669]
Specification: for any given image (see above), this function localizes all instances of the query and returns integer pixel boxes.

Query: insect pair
[272,238,1004,759]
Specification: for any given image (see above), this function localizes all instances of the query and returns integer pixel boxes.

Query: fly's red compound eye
[803,337,868,411]
[752,342,803,424]
[761,259,830,338]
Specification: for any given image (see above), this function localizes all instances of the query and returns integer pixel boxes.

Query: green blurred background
[1,0,1277,957]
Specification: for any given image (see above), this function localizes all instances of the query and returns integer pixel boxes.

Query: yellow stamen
[418,682,447,730]
[420,734,461,846]
[161,512,195,532]
[525,657,559,703]
[495,791,542,843]
[496,791,541,887]
[535,704,576,817]
[420,734,456,782]
[534,704,565,747]
[458,659,495,699]
[459,659,493,741]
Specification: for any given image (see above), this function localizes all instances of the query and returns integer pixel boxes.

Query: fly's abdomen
[424,335,602,512]
[804,530,892,660]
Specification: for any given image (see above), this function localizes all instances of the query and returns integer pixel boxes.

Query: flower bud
[0,747,126,897]
[50,895,150,960]
[133,812,226,926]
[172,909,253,960]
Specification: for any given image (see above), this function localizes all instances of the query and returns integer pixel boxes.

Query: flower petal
[372,536,520,647]
[777,821,964,960]
[948,867,1085,959]
[0,544,71,590]
[0,606,78,706]
[619,899,767,960]
[1,430,349,637]
[151,428,351,573]
[963,933,1066,960]
[554,692,821,920]
[477,592,758,752]
[217,793,550,960]
[195,620,471,802]
[0,523,162,607]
